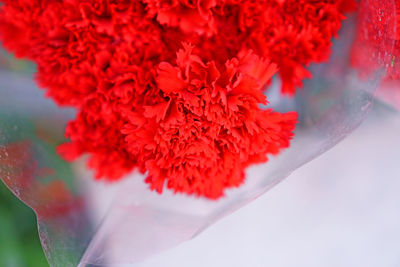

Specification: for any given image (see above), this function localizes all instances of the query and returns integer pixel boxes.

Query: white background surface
[134,106,400,267]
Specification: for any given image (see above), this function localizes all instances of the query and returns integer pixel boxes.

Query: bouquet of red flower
[0,0,360,198]
[0,0,398,266]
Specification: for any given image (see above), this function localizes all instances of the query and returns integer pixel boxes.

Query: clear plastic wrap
[0,1,398,266]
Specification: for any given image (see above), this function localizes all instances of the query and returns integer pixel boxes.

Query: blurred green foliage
[0,181,48,267]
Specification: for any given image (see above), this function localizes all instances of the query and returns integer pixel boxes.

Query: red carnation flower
[143,0,218,36]
[121,44,297,198]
